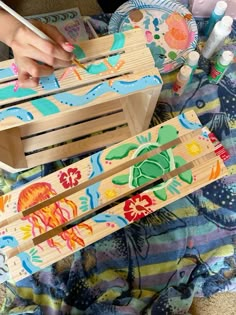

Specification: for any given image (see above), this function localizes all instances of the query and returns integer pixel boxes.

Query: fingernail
[64,42,74,52]
[13,81,19,92]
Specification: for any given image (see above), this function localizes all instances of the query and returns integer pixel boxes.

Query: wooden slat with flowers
[0,110,228,282]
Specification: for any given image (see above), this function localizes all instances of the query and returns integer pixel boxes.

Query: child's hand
[10,20,74,88]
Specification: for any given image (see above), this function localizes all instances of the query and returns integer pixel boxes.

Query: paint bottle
[208,50,234,84]
[205,1,228,37]
[185,51,200,83]
[173,65,192,96]
[201,16,233,59]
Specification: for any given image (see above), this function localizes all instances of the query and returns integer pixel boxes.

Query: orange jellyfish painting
[0,194,11,213]
[17,182,92,251]
[164,12,191,50]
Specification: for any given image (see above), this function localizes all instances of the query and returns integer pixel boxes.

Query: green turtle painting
[105,125,193,201]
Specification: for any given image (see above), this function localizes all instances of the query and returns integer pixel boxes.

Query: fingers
[22,44,72,68]
[37,22,74,52]
[11,21,75,88]
[18,72,39,88]
[15,57,54,88]
[28,21,74,60]
[28,32,72,62]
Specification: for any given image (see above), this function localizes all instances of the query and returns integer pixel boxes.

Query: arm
[0,8,74,87]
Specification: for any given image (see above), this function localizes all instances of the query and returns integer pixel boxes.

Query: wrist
[0,9,22,47]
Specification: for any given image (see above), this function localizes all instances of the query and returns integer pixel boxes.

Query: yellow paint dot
[186,141,202,156]
[105,189,117,199]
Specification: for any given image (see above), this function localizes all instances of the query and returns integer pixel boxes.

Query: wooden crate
[0,29,162,172]
[0,110,228,283]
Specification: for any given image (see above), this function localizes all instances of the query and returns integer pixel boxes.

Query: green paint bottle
[208,50,234,84]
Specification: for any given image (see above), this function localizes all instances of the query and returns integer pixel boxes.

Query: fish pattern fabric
[0,7,236,315]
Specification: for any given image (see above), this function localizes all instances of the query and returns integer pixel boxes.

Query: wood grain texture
[0,111,228,282]
[0,29,162,171]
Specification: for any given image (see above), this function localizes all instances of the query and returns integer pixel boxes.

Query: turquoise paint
[0,85,37,100]
[54,75,162,106]
[86,32,126,74]
[73,44,86,59]
[39,74,60,90]
[167,178,181,195]
[0,67,14,79]
[0,107,34,122]
[86,63,108,74]
[107,55,120,67]
[110,32,125,51]
[31,99,60,116]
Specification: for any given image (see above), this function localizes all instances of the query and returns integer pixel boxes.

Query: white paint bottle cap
[219,50,234,66]
[214,1,228,16]
[187,51,200,66]
[219,16,233,32]
[179,65,192,81]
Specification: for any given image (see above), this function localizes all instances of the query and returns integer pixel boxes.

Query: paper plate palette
[109,0,198,74]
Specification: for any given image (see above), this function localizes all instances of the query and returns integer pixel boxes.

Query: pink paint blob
[11,63,18,75]
[163,63,174,72]
[13,81,19,92]
[145,30,153,43]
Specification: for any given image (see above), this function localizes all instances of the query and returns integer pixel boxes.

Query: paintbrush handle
[0,0,52,41]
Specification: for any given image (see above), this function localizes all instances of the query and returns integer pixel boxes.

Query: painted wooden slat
[0,133,217,250]
[0,110,228,283]
[0,47,156,108]
[0,29,147,83]
[0,110,203,222]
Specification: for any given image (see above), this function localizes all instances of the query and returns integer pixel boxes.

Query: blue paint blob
[93,214,128,228]
[0,235,18,248]
[178,113,202,130]
[153,18,159,31]
[0,68,14,79]
[86,151,103,209]
[0,235,40,276]
[54,75,162,106]
[39,74,60,91]
[17,252,40,274]
[0,107,34,122]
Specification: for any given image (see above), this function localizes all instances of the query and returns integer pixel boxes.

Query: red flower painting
[124,194,154,222]
[59,167,82,189]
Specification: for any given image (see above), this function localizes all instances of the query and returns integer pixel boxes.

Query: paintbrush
[0,0,86,70]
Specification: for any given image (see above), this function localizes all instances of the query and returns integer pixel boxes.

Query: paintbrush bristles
[73,58,87,70]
